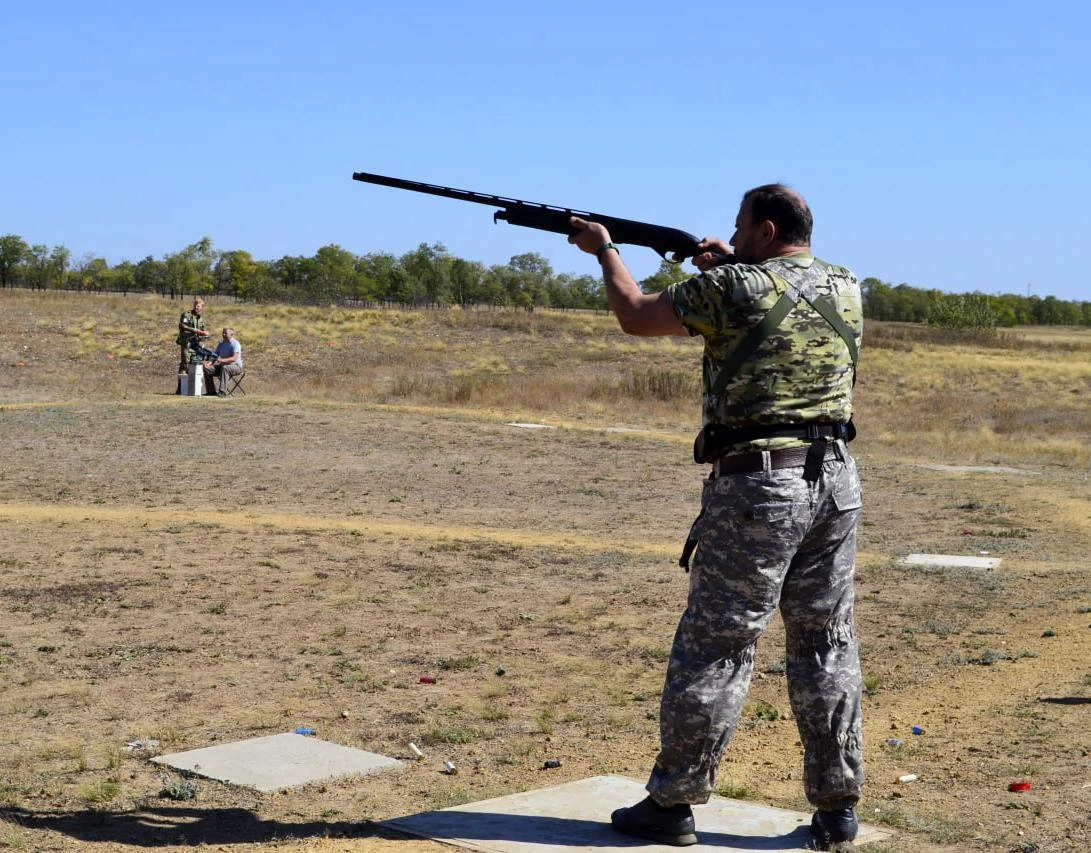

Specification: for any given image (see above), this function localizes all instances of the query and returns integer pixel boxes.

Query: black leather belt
[714,444,839,476]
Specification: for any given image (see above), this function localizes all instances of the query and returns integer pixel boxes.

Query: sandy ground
[1,336,1089,852]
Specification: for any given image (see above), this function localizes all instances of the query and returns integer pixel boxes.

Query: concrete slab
[383,775,892,852]
[151,732,403,792]
[903,553,1001,569]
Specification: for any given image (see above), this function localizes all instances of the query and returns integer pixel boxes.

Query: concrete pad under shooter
[903,553,1001,570]
[383,775,892,852]
[151,732,403,792]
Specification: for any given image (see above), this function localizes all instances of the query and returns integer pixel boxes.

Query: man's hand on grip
[693,237,734,272]
[568,216,613,256]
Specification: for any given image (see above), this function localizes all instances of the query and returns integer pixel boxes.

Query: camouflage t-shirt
[668,254,862,452]
[176,310,206,347]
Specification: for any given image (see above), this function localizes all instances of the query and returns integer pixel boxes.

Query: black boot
[610,796,697,846]
[810,807,858,851]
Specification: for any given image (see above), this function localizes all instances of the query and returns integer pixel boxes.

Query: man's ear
[759,219,777,245]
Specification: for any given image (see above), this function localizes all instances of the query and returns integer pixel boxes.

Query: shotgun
[351,171,704,262]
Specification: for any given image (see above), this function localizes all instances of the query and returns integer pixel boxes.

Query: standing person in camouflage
[176,298,212,378]
[568,184,864,852]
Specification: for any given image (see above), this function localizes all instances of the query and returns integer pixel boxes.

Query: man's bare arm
[569,216,687,337]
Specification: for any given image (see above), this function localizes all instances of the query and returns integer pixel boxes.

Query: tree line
[1,233,1088,326]
[861,278,1091,327]
[0,234,615,310]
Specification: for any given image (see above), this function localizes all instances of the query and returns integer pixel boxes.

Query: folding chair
[225,369,247,396]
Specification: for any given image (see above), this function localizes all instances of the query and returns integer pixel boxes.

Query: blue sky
[3,1,1089,301]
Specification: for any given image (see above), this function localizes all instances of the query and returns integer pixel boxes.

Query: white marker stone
[152,732,403,792]
[902,554,1001,569]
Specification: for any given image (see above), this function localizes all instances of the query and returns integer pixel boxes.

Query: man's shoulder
[765,256,859,291]
[674,260,778,295]
[815,257,857,279]
[703,261,783,304]
[668,264,781,338]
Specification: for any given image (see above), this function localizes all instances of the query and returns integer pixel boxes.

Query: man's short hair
[742,184,813,246]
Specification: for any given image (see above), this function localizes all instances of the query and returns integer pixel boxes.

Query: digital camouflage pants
[648,442,864,811]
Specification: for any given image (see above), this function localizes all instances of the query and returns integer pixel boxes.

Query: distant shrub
[622,369,697,401]
[926,293,999,332]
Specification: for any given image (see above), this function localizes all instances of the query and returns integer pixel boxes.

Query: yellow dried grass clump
[3,291,1089,464]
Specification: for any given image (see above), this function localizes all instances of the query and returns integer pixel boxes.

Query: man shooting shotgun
[351,171,706,263]
[353,171,866,851]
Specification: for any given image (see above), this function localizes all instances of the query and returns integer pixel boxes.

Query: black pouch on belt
[693,423,736,464]
[802,439,828,482]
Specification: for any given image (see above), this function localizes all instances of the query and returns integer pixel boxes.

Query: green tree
[214,250,260,300]
[505,252,553,309]
[272,255,317,303]
[112,260,136,294]
[49,246,71,291]
[545,272,604,309]
[357,252,414,303]
[185,237,216,295]
[925,292,999,330]
[0,234,29,287]
[892,284,932,322]
[992,294,1021,328]
[163,253,191,298]
[311,244,359,304]
[163,238,216,298]
[448,257,486,305]
[567,273,605,309]
[353,252,399,303]
[480,266,513,307]
[861,277,893,320]
[640,259,691,293]
[400,243,451,304]
[24,245,52,290]
[71,255,110,292]
[134,256,166,295]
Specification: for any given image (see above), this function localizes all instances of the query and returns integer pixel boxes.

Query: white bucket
[187,364,205,396]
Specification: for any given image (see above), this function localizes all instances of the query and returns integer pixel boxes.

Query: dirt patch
[1,296,1089,852]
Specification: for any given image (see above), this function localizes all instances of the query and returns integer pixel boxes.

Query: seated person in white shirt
[205,327,244,396]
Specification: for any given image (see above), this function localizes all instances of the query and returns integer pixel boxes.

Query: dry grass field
[1,290,1089,853]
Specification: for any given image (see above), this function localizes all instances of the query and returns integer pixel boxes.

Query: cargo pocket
[831,476,863,512]
[743,501,795,525]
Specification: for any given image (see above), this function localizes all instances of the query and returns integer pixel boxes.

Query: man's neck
[754,243,810,263]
